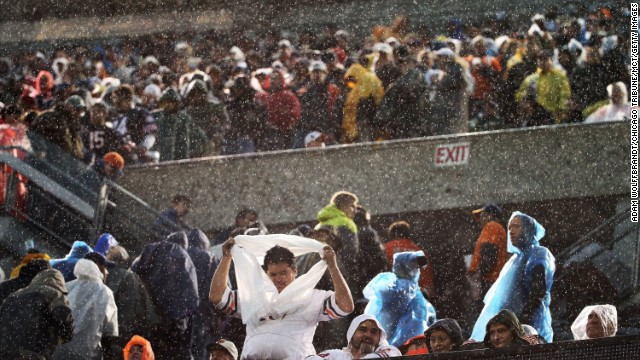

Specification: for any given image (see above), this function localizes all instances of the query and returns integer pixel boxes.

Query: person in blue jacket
[471,211,555,343]
[50,240,93,282]
[363,250,437,347]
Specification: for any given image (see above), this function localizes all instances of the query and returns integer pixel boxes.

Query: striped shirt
[216,287,350,358]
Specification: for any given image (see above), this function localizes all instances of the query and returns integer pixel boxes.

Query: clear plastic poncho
[231,234,328,326]
[363,251,437,347]
[53,259,118,360]
[571,304,618,340]
[471,212,555,343]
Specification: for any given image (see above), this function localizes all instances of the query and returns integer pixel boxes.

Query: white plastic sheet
[232,234,327,325]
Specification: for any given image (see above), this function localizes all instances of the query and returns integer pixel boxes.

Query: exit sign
[434,142,470,167]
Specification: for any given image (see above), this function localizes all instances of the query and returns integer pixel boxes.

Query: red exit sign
[434,142,470,167]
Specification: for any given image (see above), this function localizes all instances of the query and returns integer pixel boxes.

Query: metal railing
[555,207,634,264]
[550,205,640,334]
[0,133,185,255]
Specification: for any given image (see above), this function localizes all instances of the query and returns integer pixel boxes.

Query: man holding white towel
[209,235,354,359]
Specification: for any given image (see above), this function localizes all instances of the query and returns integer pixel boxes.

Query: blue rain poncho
[50,241,93,282]
[363,251,437,347]
[132,233,198,320]
[94,233,118,256]
[471,211,555,343]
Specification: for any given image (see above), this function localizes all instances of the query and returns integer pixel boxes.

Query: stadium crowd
[0,2,631,166]
[0,1,632,359]
[0,191,622,360]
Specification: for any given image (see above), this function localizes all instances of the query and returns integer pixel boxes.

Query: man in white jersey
[307,314,402,359]
[209,237,354,359]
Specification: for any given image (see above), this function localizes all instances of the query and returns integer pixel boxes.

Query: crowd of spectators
[0,2,632,166]
[0,191,625,359]
[0,2,634,359]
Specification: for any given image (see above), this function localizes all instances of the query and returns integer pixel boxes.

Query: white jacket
[53,259,118,360]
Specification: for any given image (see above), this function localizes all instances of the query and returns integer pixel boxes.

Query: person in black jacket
[0,259,51,305]
[110,85,158,163]
[353,205,387,303]
[0,269,74,359]
[223,76,266,154]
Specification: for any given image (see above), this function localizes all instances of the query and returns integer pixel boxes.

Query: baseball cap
[143,56,160,66]
[471,203,503,218]
[206,339,238,360]
[84,252,115,268]
[435,47,455,58]
[278,39,291,48]
[103,152,125,176]
[308,61,328,73]
[304,131,325,146]
[373,42,393,54]
[385,37,400,46]
[65,95,86,110]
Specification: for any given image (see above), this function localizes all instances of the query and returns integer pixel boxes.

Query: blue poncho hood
[50,241,94,282]
[364,250,437,347]
[94,233,118,256]
[132,240,198,319]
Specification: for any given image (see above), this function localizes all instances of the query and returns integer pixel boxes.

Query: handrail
[1,143,187,249]
[0,151,95,219]
[1,144,188,249]
[555,207,631,263]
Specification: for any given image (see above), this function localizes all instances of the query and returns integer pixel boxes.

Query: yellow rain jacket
[342,64,384,142]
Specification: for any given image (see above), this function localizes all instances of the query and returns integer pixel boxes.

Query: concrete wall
[120,122,630,232]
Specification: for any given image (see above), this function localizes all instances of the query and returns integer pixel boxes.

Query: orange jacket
[469,221,508,282]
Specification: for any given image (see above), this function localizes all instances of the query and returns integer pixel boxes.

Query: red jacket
[256,90,301,131]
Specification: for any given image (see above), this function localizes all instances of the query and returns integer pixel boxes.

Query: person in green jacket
[184,79,230,156]
[155,88,208,162]
[515,51,572,124]
[316,191,360,294]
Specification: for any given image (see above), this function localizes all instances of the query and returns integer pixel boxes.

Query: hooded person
[223,75,266,155]
[363,251,437,347]
[483,309,541,350]
[424,318,464,353]
[155,88,208,162]
[105,245,158,360]
[308,314,402,359]
[52,259,118,360]
[186,228,216,360]
[342,62,384,143]
[30,70,55,110]
[584,82,630,123]
[0,269,74,359]
[50,240,94,282]
[315,191,360,296]
[0,259,51,305]
[183,79,230,155]
[132,232,198,360]
[9,249,51,279]
[373,56,431,139]
[52,57,70,85]
[95,233,119,256]
[123,335,155,360]
[471,212,555,343]
[430,46,470,135]
[571,304,618,340]
[255,71,302,150]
